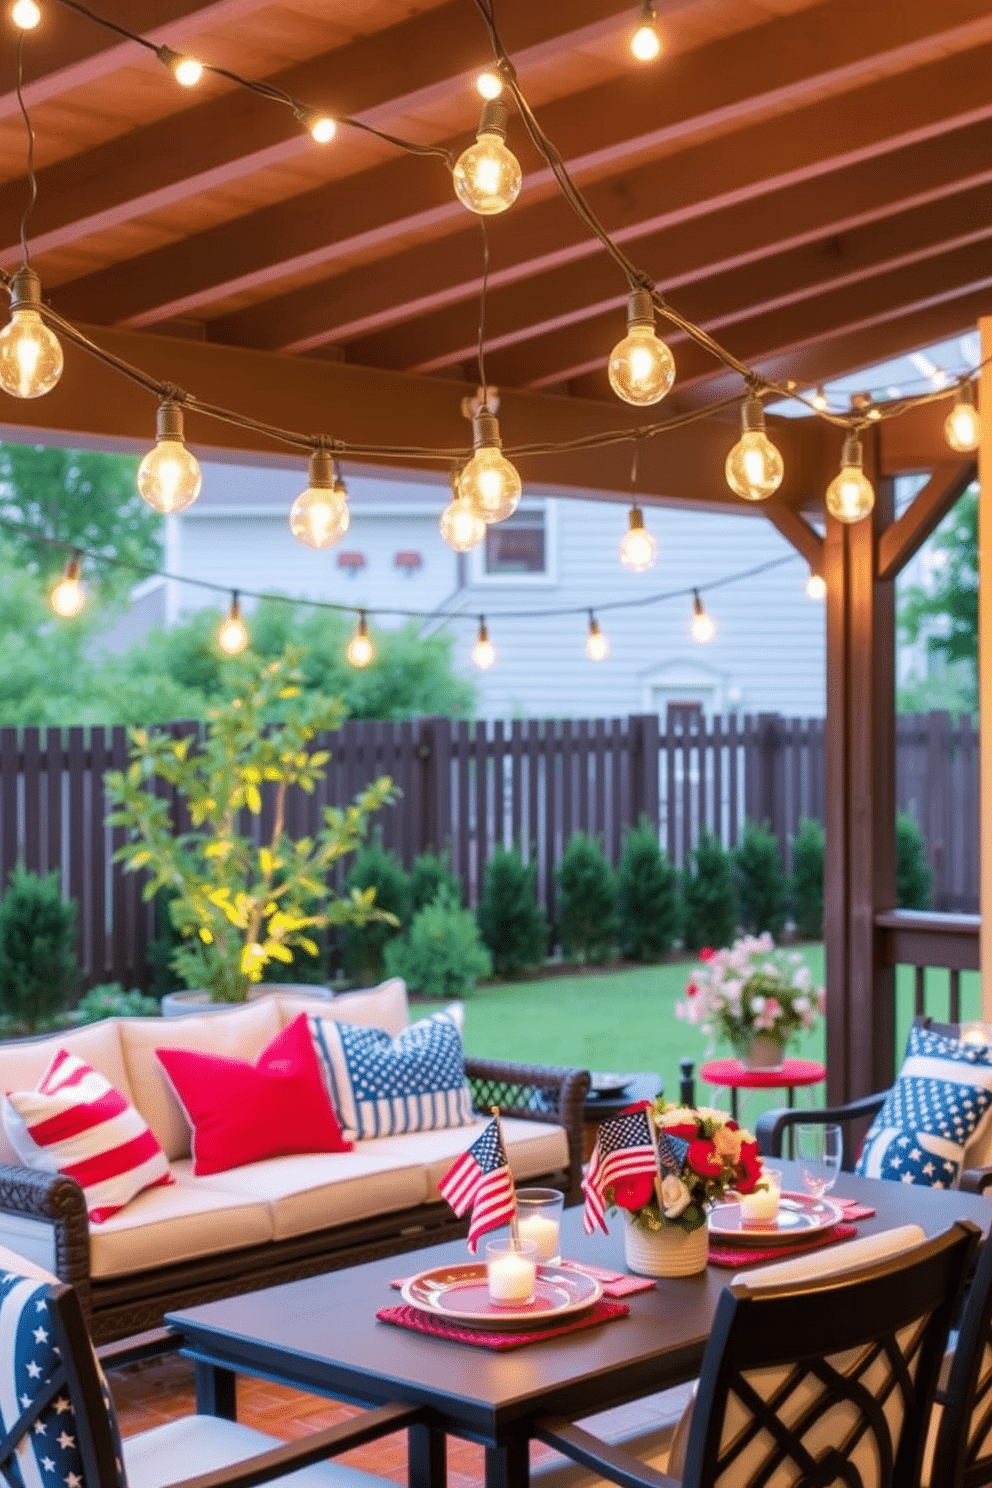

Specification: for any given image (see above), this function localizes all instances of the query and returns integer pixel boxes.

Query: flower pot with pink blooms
[676,932,825,1069]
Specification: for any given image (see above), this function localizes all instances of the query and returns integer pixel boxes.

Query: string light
[619,505,657,572]
[346,611,374,668]
[471,616,496,670]
[295,107,336,144]
[812,387,828,412]
[217,592,249,655]
[691,590,714,643]
[440,470,486,552]
[806,571,827,600]
[607,289,675,406]
[585,612,609,661]
[630,2,661,61]
[476,71,503,100]
[825,432,875,524]
[158,47,204,87]
[0,268,63,399]
[944,380,981,453]
[453,99,521,216]
[10,0,40,28]
[49,552,85,618]
[459,407,521,523]
[289,449,350,550]
[137,401,202,514]
[725,394,784,502]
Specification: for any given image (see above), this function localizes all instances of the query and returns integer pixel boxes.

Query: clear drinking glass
[796,1124,843,1209]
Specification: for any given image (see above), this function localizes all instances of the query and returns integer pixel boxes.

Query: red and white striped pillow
[2,1050,173,1222]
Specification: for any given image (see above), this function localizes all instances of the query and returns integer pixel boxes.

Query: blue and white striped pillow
[855,1025,992,1188]
[309,1007,474,1140]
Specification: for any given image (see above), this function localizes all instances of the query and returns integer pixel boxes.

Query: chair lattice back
[932,1221,992,1488]
[680,1224,977,1488]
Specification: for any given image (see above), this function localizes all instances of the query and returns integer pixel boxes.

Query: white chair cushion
[88,1169,273,1278]
[531,1384,696,1488]
[0,1021,132,1166]
[123,1414,389,1488]
[409,1116,569,1198]
[732,1223,926,1289]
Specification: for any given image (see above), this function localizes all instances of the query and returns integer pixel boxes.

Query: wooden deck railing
[875,909,981,1023]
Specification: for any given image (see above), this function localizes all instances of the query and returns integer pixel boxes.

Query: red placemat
[708,1222,858,1268]
[376,1298,629,1350]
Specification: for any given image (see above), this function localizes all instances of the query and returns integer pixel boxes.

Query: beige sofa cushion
[275,979,409,1036]
[0,1021,132,1166]
[119,1001,283,1160]
[88,1168,273,1279]
[367,1116,570,1200]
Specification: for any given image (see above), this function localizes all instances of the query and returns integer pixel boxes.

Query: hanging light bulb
[618,505,657,572]
[471,617,496,670]
[825,431,875,524]
[459,407,521,523]
[217,593,249,655]
[944,381,981,453]
[607,288,675,406]
[137,400,202,514]
[296,107,336,144]
[585,613,609,661]
[453,99,522,216]
[346,611,374,669]
[290,449,350,550]
[630,1,661,60]
[476,71,503,100]
[11,0,41,28]
[691,590,714,643]
[725,394,784,502]
[49,553,86,619]
[806,571,827,601]
[440,470,486,552]
[158,46,204,86]
[812,387,828,412]
[0,268,63,399]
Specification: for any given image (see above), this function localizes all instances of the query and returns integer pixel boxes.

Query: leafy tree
[897,810,932,910]
[556,832,616,963]
[409,849,462,913]
[476,845,547,978]
[615,816,679,961]
[790,816,824,939]
[682,831,736,951]
[733,819,787,938]
[341,836,411,986]
[899,484,977,712]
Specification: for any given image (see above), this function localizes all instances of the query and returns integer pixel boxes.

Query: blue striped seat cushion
[309,1008,474,1139]
[855,1024,992,1188]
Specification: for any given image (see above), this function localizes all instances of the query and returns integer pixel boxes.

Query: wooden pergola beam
[763,504,824,573]
[877,459,976,581]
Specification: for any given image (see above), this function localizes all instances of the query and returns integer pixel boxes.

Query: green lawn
[452,949,982,1131]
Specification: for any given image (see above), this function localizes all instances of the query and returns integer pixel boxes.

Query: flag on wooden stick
[582,1105,660,1233]
[438,1115,516,1252]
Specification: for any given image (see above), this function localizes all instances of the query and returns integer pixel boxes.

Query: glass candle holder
[739,1167,782,1225]
[486,1237,538,1305]
[516,1187,564,1264]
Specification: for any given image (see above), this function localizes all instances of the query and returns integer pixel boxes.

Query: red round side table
[699,1057,826,1123]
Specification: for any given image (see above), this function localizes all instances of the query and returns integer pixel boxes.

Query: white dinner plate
[708,1192,844,1244]
[400,1262,602,1330]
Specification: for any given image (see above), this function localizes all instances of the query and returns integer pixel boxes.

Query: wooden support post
[981,317,992,1015]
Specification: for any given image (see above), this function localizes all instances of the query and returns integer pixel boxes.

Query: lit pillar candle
[739,1169,782,1223]
[517,1212,560,1262]
[486,1246,537,1303]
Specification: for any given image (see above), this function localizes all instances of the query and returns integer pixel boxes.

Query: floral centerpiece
[675,932,825,1067]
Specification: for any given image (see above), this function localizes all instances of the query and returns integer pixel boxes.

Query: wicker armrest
[465,1057,590,1204]
[755,1093,887,1168]
[959,1167,992,1195]
[0,1163,91,1298]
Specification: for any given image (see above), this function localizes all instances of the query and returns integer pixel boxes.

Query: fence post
[630,713,660,834]
[423,716,453,857]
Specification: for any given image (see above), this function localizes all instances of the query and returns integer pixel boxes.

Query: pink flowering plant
[675,932,824,1058]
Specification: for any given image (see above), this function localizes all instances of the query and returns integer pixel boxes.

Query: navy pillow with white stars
[855,1025,992,1188]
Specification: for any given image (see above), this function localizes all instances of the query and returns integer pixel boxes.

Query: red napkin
[376,1298,629,1350]
[708,1221,858,1268]
[558,1260,656,1297]
[836,1198,875,1221]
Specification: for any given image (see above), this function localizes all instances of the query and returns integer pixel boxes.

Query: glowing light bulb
[472,618,495,670]
[812,387,828,412]
[0,269,63,399]
[630,2,661,60]
[460,408,521,523]
[608,288,675,406]
[476,71,503,100]
[290,450,349,550]
[346,613,374,668]
[619,505,657,572]
[585,615,609,661]
[217,594,249,655]
[309,114,336,143]
[945,383,981,453]
[806,571,827,601]
[49,555,85,618]
[173,56,203,86]
[691,591,714,643]
[725,394,784,501]
[825,432,875,524]
[440,473,486,552]
[137,401,202,513]
[453,100,521,216]
[11,0,41,28]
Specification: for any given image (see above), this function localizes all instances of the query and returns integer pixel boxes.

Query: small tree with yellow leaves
[105,648,396,1002]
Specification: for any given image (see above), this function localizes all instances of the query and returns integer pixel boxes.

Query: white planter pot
[732,1033,785,1071]
[623,1216,709,1278]
[160,984,336,1017]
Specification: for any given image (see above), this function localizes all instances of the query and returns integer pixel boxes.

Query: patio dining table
[168,1166,991,1488]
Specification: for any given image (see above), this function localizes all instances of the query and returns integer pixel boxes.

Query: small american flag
[438,1117,517,1252]
[583,1107,659,1233]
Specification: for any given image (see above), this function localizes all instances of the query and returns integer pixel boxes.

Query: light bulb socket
[628,504,645,531]
[156,401,185,442]
[588,616,601,638]
[64,553,81,582]
[477,617,489,643]
[957,380,977,409]
[228,592,240,621]
[841,432,863,470]
[639,0,657,19]
[10,267,42,312]
[355,612,368,638]
[477,99,509,140]
[627,287,655,329]
[308,448,335,489]
[741,394,766,434]
[692,589,705,618]
[472,410,502,451]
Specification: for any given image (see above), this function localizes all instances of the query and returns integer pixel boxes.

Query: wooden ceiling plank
[877,461,976,580]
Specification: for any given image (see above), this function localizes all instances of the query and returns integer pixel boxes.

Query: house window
[483,507,546,575]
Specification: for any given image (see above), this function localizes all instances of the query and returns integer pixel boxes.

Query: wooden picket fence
[0,709,973,989]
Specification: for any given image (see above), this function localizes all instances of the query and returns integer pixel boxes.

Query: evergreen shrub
[76,983,160,1022]
[897,810,932,909]
[556,831,616,963]
[733,819,787,938]
[616,816,680,961]
[0,866,79,1032]
[476,845,548,978]
[342,836,410,985]
[790,817,825,939]
[408,849,462,914]
[385,889,491,999]
[682,831,737,951]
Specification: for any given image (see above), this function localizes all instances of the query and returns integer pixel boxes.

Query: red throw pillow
[156,1013,352,1175]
